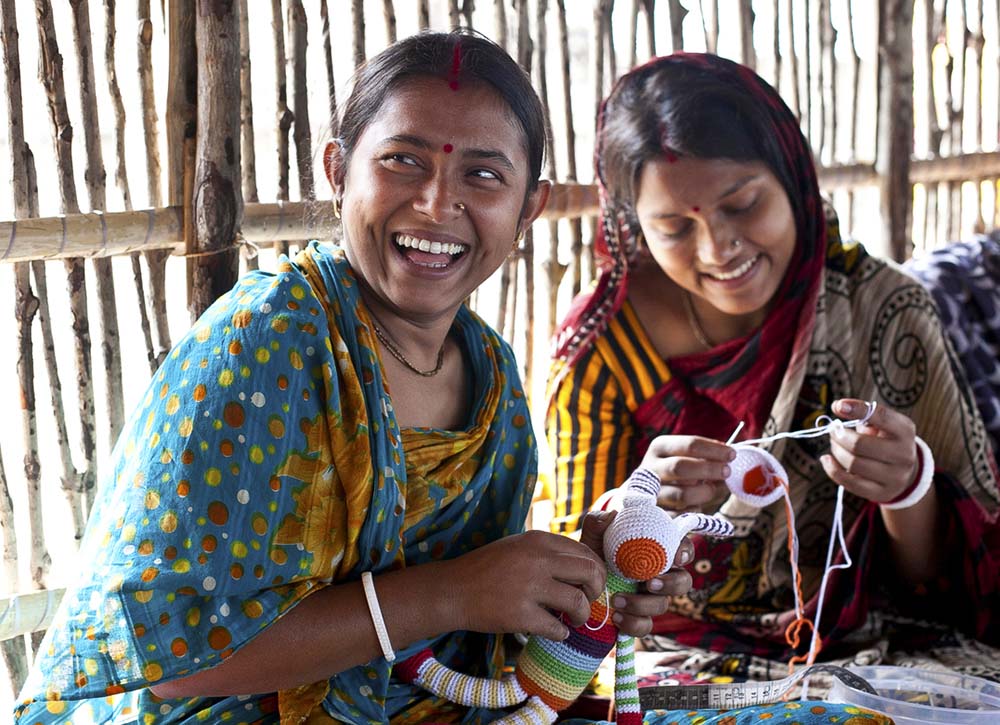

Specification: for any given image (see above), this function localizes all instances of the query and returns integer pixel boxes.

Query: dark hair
[598,59,801,223]
[337,30,545,190]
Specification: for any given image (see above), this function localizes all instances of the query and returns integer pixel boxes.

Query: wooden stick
[0,589,66,642]
[875,0,915,261]
[784,0,800,118]
[843,0,862,234]
[351,0,366,68]
[461,0,474,27]
[772,0,780,92]
[628,0,640,68]
[418,0,430,30]
[494,0,508,49]
[699,0,718,54]
[288,0,314,200]
[970,0,986,231]
[189,0,242,319]
[666,0,685,54]
[35,0,97,533]
[382,0,397,43]
[449,0,461,28]
[1,0,34,686]
[271,0,292,258]
[319,0,339,133]
[642,0,656,56]
[555,0,583,296]
[238,0,259,273]
[738,0,755,69]
[137,0,171,365]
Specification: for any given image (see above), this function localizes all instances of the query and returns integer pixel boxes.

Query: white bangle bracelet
[361,571,395,663]
[881,436,935,510]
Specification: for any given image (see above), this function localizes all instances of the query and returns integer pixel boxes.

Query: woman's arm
[151,530,607,698]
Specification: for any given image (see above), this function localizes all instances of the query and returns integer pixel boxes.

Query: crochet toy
[395,468,735,725]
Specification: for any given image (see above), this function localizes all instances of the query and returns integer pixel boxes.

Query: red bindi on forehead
[691,206,700,212]
[443,143,454,153]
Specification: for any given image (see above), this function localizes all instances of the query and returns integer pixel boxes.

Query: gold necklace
[683,290,715,350]
[369,314,446,377]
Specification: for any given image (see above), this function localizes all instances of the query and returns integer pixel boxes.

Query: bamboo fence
[1,0,999,703]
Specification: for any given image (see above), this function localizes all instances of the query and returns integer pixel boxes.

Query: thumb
[579,509,617,558]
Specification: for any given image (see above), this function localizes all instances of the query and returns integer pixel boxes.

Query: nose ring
[455,202,466,212]
[731,238,742,248]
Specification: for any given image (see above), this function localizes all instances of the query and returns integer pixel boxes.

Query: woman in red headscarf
[547,53,1000,682]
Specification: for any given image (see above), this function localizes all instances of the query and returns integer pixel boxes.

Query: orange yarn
[777,478,821,672]
[614,537,668,580]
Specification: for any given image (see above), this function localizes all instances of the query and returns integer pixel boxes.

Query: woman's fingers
[644,455,731,483]
[657,480,727,509]
[646,435,736,462]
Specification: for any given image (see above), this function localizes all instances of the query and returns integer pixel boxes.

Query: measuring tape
[638,664,876,711]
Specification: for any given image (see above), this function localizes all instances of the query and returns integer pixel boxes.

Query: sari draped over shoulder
[15,243,536,725]
[547,52,1000,675]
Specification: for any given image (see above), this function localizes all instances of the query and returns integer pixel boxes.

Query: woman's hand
[821,398,919,503]
[639,435,735,511]
[579,510,694,637]
[445,529,607,641]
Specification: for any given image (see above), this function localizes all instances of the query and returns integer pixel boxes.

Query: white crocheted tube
[881,436,935,510]
[361,571,395,662]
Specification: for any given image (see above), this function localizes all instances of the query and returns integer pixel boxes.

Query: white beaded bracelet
[881,436,935,510]
[361,571,395,663]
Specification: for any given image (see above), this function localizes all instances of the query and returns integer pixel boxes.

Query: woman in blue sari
[15,31,890,725]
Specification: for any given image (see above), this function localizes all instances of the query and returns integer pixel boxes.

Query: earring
[333,197,342,219]
[731,238,742,248]
[455,202,466,212]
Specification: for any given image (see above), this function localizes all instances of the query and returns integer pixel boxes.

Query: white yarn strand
[361,571,396,663]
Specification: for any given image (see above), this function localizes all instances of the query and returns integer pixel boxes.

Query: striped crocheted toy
[395,468,735,724]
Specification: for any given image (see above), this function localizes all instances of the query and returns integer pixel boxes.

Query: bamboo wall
[1,0,999,705]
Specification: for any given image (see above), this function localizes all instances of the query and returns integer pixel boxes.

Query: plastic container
[828,665,1000,724]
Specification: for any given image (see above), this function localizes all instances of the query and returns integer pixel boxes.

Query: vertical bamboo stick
[605,0,617,81]
[167,0,196,230]
[35,0,97,530]
[970,0,985,231]
[449,0,461,28]
[922,0,944,251]
[189,0,242,319]
[239,0,259,272]
[494,0,508,50]
[288,0,314,201]
[1,0,35,688]
[461,0,474,27]
[628,0,640,68]
[772,0,780,91]
[419,0,430,30]
[69,0,126,447]
[843,0,862,236]
[271,0,291,257]
[138,0,171,367]
[667,0,685,54]
[819,0,835,164]
[519,0,536,386]
[783,0,800,118]
[537,0,567,342]
[319,0,339,134]
[382,0,397,43]
[642,0,657,56]
[556,0,583,296]
[700,0,718,54]
[352,0,365,68]
[946,0,968,241]
[104,0,158,370]
[804,1,814,145]
[738,0,756,69]
[876,0,915,261]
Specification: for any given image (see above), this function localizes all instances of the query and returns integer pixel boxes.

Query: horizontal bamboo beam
[0,588,64,642]
[4,155,1000,265]
[0,183,602,264]
[818,150,1000,189]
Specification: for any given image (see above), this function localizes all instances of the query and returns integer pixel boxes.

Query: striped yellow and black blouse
[546,300,671,533]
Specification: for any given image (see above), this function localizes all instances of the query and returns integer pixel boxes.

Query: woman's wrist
[881,436,934,510]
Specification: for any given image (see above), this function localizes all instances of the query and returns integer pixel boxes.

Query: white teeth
[710,255,758,281]
[394,234,467,256]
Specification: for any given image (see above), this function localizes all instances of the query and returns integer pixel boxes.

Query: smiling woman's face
[331,75,546,323]
[634,155,797,325]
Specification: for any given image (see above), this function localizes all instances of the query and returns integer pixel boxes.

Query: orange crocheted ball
[613,536,668,580]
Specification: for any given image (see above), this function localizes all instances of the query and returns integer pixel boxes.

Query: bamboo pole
[138,0,171,367]
[494,0,508,49]
[738,0,755,69]
[642,0,656,56]
[605,0,617,82]
[288,0,314,201]
[35,0,96,538]
[628,0,640,68]
[876,0,915,261]
[783,0,800,118]
[0,589,66,642]
[238,0,259,273]
[105,0,157,371]
[555,0,583,296]
[70,0,126,447]
[319,0,338,134]
[1,0,34,688]
[189,0,242,319]
[351,0,365,68]
[804,0,814,145]
[382,0,397,43]
[970,0,986,232]
[461,0,474,27]
[844,0,862,235]
[942,0,966,242]
[666,0,684,54]
[449,0,460,28]
[700,0,718,54]
[820,0,836,164]
[271,0,291,257]
[0,184,601,264]
[772,0,780,92]
[418,0,430,30]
